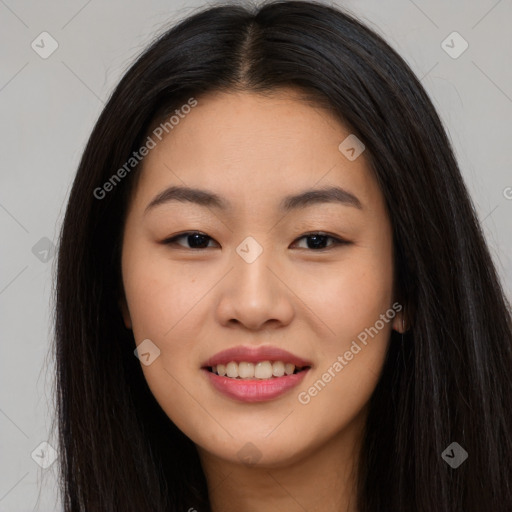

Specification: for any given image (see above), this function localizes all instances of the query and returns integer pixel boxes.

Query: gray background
[1,0,511,510]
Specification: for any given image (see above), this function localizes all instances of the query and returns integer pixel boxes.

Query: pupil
[187,234,329,249]
[307,235,327,249]
[189,233,209,248]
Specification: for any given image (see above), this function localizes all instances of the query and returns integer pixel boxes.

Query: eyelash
[162,231,350,251]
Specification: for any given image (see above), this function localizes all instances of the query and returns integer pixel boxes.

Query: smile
[208,360,309,379]
[201,345,312,402]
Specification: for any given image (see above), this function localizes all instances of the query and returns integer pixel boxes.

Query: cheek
[293,270,394,444]
[303,253,394,342]
[121,250,205,422]
[294,248,394,426]
[122,246,200,339]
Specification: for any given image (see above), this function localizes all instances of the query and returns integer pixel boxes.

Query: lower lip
[202,368,310,402]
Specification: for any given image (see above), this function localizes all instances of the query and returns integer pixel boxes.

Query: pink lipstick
[201,345,312,402]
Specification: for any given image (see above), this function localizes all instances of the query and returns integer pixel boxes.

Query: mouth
[201,346,312,402]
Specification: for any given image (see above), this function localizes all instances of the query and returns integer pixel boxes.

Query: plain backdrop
[1,0,511,510]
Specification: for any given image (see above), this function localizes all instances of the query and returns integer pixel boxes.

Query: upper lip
[202,345,312,368]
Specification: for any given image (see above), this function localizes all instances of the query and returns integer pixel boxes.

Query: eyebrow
[144,184,363,214]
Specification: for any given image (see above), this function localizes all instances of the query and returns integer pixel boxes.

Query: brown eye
[292,232,349,250]
[163,232,218,249]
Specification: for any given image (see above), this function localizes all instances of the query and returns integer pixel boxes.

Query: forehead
[131,89,383,215]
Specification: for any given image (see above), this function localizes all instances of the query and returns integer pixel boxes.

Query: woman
[53,1,512,510]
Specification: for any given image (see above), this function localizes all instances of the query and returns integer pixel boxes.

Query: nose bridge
[232,234,277,299]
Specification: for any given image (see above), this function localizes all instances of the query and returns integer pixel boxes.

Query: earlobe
[118,296,132,330]
[392,311,407,334]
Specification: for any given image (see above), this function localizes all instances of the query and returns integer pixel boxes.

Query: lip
[202,345,312,367]
[201,345,312,403]
[202,367,310,402]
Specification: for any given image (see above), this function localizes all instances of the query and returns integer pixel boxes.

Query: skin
[120,89,405,512]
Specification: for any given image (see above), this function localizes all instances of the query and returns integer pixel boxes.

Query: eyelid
[162,231,219,249]
[291,231,350,250]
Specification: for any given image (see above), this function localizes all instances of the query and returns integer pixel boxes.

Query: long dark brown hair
[52,1,512,510]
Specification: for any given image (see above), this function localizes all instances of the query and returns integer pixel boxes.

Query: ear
[118,295,132,330]
[392,310,407,334]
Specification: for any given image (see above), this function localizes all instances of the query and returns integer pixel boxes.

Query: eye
[162,231,219,249]
[162,231,349,251]
[292,232,349,250]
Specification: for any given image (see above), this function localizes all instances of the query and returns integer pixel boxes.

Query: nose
[215,243,295,331]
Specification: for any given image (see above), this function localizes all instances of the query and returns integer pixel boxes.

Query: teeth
[210,360,307,379]
[239,362,254,379]
[226,361,238,378]
[255,361,273,379]
[272,361,285,377]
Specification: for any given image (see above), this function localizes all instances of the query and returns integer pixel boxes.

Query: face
[120,89,403,468]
